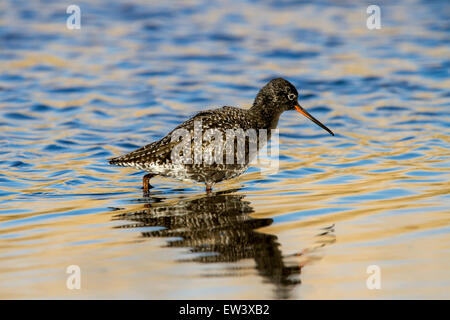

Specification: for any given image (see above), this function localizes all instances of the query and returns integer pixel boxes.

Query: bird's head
[253,77,334,136]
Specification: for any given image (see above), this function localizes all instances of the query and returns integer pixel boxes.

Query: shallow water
[0,0,449,299]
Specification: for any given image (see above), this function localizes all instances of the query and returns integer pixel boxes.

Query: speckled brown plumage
[109,78,334,191]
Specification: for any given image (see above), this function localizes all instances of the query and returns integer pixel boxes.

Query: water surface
[0,0,449,299]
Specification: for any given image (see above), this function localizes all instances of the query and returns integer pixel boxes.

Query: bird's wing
[109,107,240,167]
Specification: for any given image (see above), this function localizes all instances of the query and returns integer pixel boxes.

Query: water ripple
[0,0,448,299]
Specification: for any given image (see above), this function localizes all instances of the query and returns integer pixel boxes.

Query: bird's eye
[287,93,296,101]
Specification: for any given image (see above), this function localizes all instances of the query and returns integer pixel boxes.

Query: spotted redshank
[109,78,334,192]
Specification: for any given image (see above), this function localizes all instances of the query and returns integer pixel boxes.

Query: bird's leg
[143,174,155,194]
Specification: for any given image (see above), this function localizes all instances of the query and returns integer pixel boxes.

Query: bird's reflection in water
[113,189,335,299]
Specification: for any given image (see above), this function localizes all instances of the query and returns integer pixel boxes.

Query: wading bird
[109,78,334,192]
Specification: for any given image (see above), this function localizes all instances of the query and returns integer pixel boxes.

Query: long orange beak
[295,105,334,136]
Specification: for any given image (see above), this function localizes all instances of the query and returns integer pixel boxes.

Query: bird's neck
[250,101,282,130]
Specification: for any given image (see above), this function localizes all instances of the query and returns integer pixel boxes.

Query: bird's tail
[108,155,129,166]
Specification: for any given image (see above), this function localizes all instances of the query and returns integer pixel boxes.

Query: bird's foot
[143,174,155,195]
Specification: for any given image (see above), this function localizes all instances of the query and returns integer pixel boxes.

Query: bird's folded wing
[108,107,246,167]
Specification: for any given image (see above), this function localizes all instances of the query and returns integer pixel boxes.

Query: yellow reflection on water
[0,0,449,299]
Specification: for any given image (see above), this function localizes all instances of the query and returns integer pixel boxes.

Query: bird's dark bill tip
[295,105,334,136]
